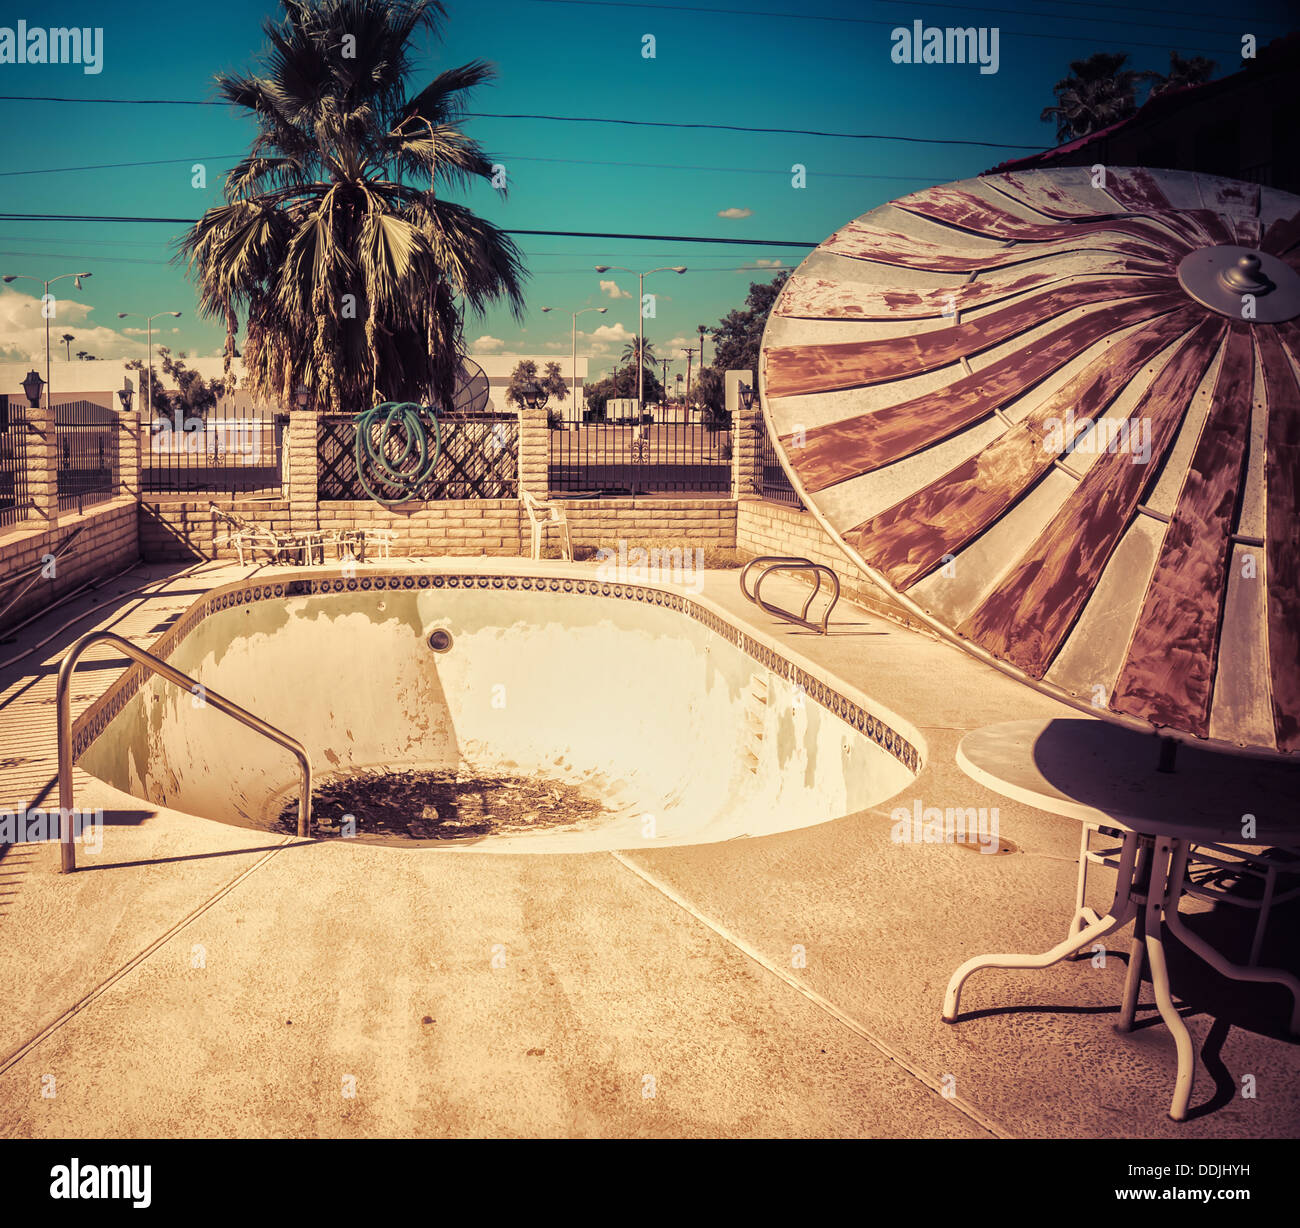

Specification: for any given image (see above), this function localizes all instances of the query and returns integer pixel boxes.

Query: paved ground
[0,557,1296,1138]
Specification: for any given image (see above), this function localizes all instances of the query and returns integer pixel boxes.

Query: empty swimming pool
[74,569,922,852]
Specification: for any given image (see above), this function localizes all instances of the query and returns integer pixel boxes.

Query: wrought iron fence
[0,395,31,529]
[141,407,285,496]
[318,411,519,500]
[55,399,118,511]
[548,420,732,495]
[756,418,803,509]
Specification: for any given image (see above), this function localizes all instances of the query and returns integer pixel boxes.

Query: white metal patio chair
[522,490,572,561]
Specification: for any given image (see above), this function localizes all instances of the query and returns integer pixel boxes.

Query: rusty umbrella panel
[759,168,1300,757]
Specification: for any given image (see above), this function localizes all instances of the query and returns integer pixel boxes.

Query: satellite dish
[760,167,1300,759]
[448,356,490,415]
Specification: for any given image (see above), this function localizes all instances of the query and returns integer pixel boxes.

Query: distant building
[986,34,1299,195]
[0,353,589,419]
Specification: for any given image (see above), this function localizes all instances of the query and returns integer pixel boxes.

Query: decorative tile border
[73,572,922,773]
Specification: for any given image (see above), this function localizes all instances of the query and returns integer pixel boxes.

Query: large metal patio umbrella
[760,168,1300,758]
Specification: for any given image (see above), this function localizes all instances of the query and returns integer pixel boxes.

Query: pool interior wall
[78,583,918,851]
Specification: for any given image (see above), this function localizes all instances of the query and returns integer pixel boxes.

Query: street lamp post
[2,270,92,410]
[116,310,183,420]
[593,264,686,411]
[541,304,606,422]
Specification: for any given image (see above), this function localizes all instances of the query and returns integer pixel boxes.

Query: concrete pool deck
[0,557,1296,1138]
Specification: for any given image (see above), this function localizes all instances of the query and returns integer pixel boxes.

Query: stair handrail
[739,555,841,635]
[56,630,312,872]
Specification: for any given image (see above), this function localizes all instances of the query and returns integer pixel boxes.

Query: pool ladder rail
[55,630,313,873]
[739,556,842,635]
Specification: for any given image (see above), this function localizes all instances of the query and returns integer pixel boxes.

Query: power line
[0,155,241,179]
[507,0,1253,52]
[0,250,790,272]
[471,114,1043,150]
[0,148,960,182]
[0,97,1047,150]
[521,0,1287,38]
[0,214,819,247]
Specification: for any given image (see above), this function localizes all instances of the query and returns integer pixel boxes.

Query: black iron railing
[0,395,31,529]
[55,400,118,511]
[141,407,285,497]
[755,419,803,509]
[548,420,732,495]
[318,411,519,500]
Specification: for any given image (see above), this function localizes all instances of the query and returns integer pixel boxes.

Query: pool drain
[427,628,454,652]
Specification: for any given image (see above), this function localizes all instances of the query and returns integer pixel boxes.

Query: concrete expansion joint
[0,838,294,1079]
[608,850,1012,1140]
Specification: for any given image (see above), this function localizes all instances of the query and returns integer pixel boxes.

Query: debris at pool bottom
[274,767,614,841]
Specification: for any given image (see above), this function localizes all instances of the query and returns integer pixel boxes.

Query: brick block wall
[736,499,916,627]
[0,497,140,627]
[550,498,737,556]
[139,499,290,562]
[316,500,523,557]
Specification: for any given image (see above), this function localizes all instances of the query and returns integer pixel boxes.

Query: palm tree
[177,0,526,412]
[1040,52,1160,143]
[1149,51,1215,97]
[61,333,75,359]
[619,337,656,375]
[697,323,708,368]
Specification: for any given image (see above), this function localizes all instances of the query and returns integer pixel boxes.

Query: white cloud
[738,258,786,271]
[0,290,145,361]
[471,335,505,352]
[582,321,636,357]
[599,279,631,299]
[717,207,753,220]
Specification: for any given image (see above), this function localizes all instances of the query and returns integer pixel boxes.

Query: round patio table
[942,717,1300,1120]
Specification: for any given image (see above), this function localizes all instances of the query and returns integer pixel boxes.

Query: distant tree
[1039,52,1160,143]
[1149,51,1215,97]
[61,333,75,359]
[581,365,663,418]
[710,271,789,379]
[694,367,725,425]
[126,347,224,418]
[504,358,569,409]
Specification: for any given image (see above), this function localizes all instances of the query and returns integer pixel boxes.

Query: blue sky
[0,0,1294,385]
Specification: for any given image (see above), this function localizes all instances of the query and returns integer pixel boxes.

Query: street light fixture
[520,380,549,412]
[116,380,135,413]
[592,264,687,411]
[116,310,183,419]
[3,270,92,411]
[21,368,45,409]
[541,304,606,422]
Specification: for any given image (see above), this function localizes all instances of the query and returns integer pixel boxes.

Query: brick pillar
[26,395,59,524]
[515,407,548,556]
[517,406,549,500]
[727,370,762,499]
[287,406,319,536]
[115,394,140,503]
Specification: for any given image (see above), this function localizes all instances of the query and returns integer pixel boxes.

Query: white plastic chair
[522,490,572,561]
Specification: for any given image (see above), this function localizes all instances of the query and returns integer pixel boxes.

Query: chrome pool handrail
[55,630,313,872]
[739,556,841,635]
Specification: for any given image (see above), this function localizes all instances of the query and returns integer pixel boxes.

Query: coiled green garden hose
[353,400,443,506]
